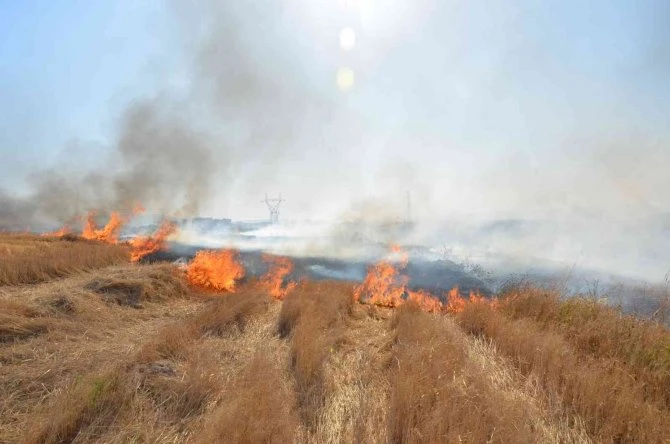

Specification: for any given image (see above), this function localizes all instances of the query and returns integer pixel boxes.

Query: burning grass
[0,234,129,286]
[186,249,246,292]
[260,253,297,300]
[4,239,670,443]
[3,209,178,279]
[129,220,178,262]
[81,211,125,243]
[352,245,494,313]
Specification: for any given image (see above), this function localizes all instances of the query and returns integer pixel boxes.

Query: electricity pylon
[262,193,284,224]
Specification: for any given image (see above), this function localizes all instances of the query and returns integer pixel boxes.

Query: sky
[1,0,669,279]
[1,1,177,172]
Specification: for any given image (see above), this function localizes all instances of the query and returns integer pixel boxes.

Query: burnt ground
[142,243,492,298]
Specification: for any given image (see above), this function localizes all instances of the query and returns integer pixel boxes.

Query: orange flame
[390,244,409,264]
[354,246,443,312]
[445,287,467,313]
[186,249,246,292]
[354,260,407,308]
[131,202,146,216]
[355,246,497,314]
[406,289,443,313]
[129,221,178,263]
[40,225,71,238]
[81,212,97,239]
[81,211,124,243]
[468,289,488,304]
[260,254,297,300]
[443,287,496,313]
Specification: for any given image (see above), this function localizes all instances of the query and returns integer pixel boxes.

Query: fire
[390,244,409,264]
[468,290,488,304]
[40,225,71,238]
[443,287,497,313]
[353,243,504,315]
[470,289,500,310]
[131,202,146,215]
[260,254,297,300]
[81,211,124,243]
[81,213,96,239]
[354,246,445,311]
[407,289,443,313]
[186,249,246,292]
[354,260,407,308]
[353,245,501,314]
[129,221,178,263]
[445,287,467,313]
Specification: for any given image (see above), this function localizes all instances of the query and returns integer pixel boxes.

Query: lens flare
[336,67,355,92]
[340,28,356,51]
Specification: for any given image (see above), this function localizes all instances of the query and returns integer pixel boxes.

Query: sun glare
[336,67,355,92]
[340,27,356,51]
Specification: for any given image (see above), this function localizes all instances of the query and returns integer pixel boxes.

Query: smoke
[0,99,215,227]
[0,0,358,228]
[2,0,670,283]
[0,191,35,229]
[112,101,214,215]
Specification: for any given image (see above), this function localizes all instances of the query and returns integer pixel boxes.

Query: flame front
[81,213,97,239]
[355,245,463,313]
[129,221,178,263]
[81,212,124,243]
[443,287,496,313]
[445,287,467,313]
[41,225,71,238]
[407,289,443,313]
[260,254,297,300]
[186,249,246,292]
[354,260,408,308]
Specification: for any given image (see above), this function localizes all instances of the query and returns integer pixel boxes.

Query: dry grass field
[2,234,670,443]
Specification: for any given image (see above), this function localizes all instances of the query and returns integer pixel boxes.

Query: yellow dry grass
[500,287,670,408]
[456,301,670,442]
[0,233,129,286]
[1,236,670,443]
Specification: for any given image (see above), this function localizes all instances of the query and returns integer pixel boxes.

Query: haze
[1,0,669,281]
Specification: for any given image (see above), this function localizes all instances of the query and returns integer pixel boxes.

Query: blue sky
[1,0,668,218]
[1,1,175,183]
[1,0,669,279]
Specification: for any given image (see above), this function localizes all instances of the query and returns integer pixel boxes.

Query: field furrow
[2,236,670,443]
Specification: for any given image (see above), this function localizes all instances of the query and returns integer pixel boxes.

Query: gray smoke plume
[2,0,670,289]
[0,99,215,228]
[0,0,351,229]
[0,191,36,230]
[112,101,214,216]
